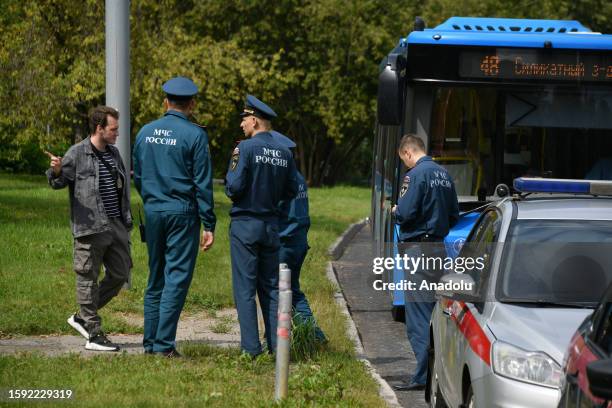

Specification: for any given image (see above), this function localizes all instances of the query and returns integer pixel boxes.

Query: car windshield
[498,219,612,306]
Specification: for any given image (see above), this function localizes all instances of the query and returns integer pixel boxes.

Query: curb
[327,219,401,408]
[328,218,368,260]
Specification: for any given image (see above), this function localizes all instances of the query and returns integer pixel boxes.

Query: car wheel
[465,385,475,408]
[427,347,447,408]
[391,305,405,322]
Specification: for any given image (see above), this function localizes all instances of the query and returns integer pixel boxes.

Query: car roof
[512,197,612,220]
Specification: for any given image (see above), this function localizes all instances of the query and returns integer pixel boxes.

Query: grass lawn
[0,174,384,407]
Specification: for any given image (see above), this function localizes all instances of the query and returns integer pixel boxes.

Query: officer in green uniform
[133,76,216,357]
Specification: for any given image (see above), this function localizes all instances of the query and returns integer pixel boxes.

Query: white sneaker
[67,313,89,339]
[85,332,120,352]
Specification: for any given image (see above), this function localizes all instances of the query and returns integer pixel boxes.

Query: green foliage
[0,0,413,184]
[1,0,608,182]
[289,363,343,403]
[291,316,325,361]
[419,0,611,32]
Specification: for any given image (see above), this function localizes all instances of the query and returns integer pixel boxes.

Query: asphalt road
[333,223,428,408]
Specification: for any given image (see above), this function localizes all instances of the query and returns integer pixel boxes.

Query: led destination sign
[459,49,612,82]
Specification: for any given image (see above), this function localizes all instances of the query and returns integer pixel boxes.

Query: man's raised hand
[44,150,62,176]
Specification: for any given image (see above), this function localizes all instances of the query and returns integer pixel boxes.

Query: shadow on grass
[0,191,69,225]
[0,191,233,226]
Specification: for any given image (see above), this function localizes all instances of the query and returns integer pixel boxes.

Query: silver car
[427,178,612,408]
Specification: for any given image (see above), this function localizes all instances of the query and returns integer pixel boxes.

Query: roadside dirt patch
[0,309,240,357]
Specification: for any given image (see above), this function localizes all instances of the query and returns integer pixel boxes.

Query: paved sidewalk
[333,223,427,408]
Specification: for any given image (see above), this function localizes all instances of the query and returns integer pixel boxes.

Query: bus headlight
[492,341,563,388]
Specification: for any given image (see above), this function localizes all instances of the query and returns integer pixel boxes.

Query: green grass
[210,315,234,334]
[0,173,384,407]
[291,317,325,361]
[0,346,383,407]
[0,175,369,336]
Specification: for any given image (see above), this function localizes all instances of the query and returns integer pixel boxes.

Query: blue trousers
[403,242,441,385]
[230,218,280,356]
[143,211,199,353]
[404,298,435,385]
[279,241,325,340]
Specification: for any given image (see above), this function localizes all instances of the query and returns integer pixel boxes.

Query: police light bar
[514,177,612,195]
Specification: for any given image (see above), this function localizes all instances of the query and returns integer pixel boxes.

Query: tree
[183,0,416,184]
[0,0,106,170]
[1,0,608,182]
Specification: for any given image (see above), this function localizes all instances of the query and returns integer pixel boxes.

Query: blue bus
[372,16,612,320]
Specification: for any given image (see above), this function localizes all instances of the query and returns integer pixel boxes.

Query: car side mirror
[435,273,476,300]
[587,359,612,400]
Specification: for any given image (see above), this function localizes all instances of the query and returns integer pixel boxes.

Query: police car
[558,282,612,408]
[427,178,612,408]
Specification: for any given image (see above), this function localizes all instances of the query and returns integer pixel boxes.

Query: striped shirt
[98,151,121,218]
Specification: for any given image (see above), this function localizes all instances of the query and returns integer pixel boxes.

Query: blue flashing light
[514,178,590,193]
[513,178,612,195]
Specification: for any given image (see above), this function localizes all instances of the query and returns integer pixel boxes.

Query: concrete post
[275,263,292,401]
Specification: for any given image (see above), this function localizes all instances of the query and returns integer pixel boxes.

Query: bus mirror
[377,54,405,126]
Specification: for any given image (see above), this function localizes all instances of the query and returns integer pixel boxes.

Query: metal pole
[105,0,130,173]
[106,0,131,290]
[275,263,292,401]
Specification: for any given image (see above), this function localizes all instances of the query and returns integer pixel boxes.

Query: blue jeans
[143,212,200,353]
[230,218,280,356]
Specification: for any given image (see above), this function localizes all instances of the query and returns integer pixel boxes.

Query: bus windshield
[420,84,612,196]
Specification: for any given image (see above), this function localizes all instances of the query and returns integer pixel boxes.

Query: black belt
[406,234,443,243]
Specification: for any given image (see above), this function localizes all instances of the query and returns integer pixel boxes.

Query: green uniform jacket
[133,110,216,231]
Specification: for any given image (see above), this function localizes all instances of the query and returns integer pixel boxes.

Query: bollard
[275,263,292,401]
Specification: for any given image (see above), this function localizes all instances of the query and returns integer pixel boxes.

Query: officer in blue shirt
[392,134,459,390]
[133,76,216,358]
[225,95,298,357]
[273,131,326,342]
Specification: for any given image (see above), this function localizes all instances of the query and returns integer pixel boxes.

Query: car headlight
[492,341,563,388]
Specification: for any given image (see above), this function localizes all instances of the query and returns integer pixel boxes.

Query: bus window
[504,87,612,182]
[422,85,612,196]
[428,88,497,196]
